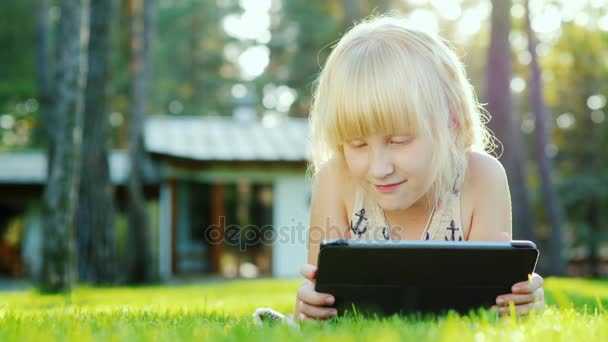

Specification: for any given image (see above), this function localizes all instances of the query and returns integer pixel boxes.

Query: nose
[369,148,394,180]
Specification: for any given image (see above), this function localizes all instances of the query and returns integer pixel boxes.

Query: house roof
[145,115,310,162]
[0,116,311,184]
[0,150,159,185]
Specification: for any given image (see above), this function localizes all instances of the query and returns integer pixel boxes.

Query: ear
[449,109,460,131]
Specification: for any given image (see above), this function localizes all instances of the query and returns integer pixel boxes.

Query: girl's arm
[294,159,350,322]
[464,152,544,317]
[306,159,351,266]
[464,152,512,241]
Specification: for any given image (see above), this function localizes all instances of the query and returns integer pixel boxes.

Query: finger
[297,312,326,324]
[496,288,544,308]
[496,293,536,306]
[297,312,314,322]
[497,301,544,317]
[497,231,511,242]
[496,287,545,306]
[299,301,338,320]
[293,307,311,322]
[297,282,335,306]
[300,264,317,281]
[497,301,545,317]
[512,273,544,294]
[293,308,313,323]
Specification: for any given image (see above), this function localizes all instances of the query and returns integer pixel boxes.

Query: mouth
[375,180,406,193]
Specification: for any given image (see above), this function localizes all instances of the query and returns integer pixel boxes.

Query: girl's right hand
[294,264,337,322]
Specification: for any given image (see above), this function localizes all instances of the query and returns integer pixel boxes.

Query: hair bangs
[324,40,431,149]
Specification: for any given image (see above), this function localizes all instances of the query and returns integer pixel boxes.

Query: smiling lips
[375,180,406,193]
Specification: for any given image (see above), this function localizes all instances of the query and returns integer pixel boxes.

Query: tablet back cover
[314,240,539,316]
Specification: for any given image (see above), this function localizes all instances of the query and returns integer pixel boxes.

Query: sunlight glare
[407,9,438,34]
[430,0,462,21]
[238,45,270,80]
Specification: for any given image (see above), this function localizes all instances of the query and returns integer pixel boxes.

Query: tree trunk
[76,0,117,284]
[511,86,539,247]
[588,202,600,278]
[525,0,566,276]
[485,0,536,243]
[126,0,157,283]
[35,0,53,146]
[41,0,90,293]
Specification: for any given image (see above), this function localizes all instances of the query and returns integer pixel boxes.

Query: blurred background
[0,0,606,291]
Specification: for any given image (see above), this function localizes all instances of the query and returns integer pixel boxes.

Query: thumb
[497,231,511,242]
[299,263,317,281]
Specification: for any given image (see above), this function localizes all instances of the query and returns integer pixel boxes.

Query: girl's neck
[382,191,434,226]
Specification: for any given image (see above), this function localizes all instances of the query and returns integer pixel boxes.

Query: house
[146,115,312,279]
[0,115,312,280]
[0,149,161,279]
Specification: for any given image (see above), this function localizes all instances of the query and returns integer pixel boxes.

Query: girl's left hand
[492,272,545,317]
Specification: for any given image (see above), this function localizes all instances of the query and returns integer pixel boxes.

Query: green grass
[0,277,606,341]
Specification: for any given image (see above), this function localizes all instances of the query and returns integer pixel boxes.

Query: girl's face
[342,133,435,212]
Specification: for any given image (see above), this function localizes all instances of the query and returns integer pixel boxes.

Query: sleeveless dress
[348,180,465,241]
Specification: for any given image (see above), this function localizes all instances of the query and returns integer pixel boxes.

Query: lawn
[0,277,606,341]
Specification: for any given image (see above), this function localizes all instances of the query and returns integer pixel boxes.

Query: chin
[377,189,420,210]
[377,198,410,212]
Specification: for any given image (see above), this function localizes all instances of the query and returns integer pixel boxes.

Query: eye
[348,140,367,148]
[390,137,412,145]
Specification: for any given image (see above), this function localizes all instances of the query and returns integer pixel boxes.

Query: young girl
[294,15,545,322]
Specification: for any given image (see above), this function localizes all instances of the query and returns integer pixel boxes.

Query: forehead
[333,84,423,142]
[315,28,454,156]
[347,132,413,141]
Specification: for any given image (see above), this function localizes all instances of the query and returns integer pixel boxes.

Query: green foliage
[0,99,39,151]
[0,278,606,341]
[267,0,341,117]
[0,1,36,107]
[0,1,39,150]
[539,23,608,248]
[152,0,239,117]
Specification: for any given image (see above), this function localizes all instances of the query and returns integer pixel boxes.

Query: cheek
[343,150,368,177]
[417,151,434,172]
[394,147,433,175]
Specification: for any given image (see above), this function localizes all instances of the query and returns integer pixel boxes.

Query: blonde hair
[308,14,494,207]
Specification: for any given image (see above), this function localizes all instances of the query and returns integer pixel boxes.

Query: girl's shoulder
[312,157,356,220]
[307,158,354,264]
[462,151,507,196]
[460,150,511,239]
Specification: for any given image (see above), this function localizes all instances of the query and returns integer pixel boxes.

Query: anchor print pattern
[350,208,368,237]
[382,226,390,240]
[444,220,462,241]
[349,174,465,241]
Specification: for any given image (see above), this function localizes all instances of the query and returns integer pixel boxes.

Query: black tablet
[314,239,539,317]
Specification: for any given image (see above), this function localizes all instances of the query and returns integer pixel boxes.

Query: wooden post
[169,179,177,275]
[210,184,225,274]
